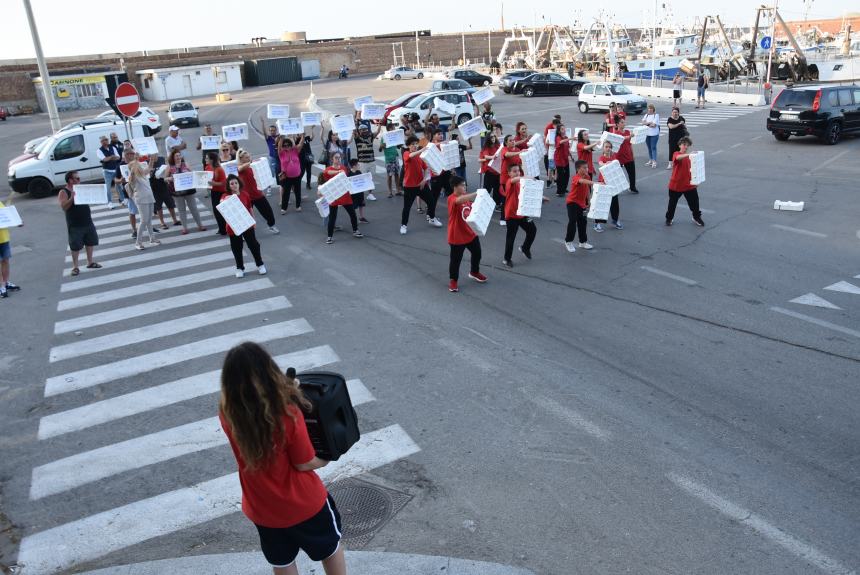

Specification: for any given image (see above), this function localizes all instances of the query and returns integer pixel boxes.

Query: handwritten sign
[337,130,353,142]
[277,118,303,135]
[267,104,290,119]
[519,147,542,178]
[301,112,322,127]
[315,197,330,218]
[587,184,616,220]
[488,146,503,173]
[598,159,629,192]
[383,129,405,147]
[73,184,108,205]
[223,123,249,141]
[433,97,457,115]
[353,95,373,111]
[464,188,494,236]
[200,135,222,150]
[216,193,256,236]
[361,103,386,121]
[690,151,706,185]
[131,137,158,156]
[119,165,130,180]
[330,115,355,134]
[222,160,239,177]
[420,145,446,174]
[527,133,546,158]
[457,117,485,140]
[599,131,626,149]
[250,158,276,190]
[318,172,351,204]
[516,179,544,218]
[172,172,196,192]
[631,126,648,145]
[441,141,460,171]
[472,86,495,105]
[545,129,556,145]
[0,206,23,228]
[348,172,375,193]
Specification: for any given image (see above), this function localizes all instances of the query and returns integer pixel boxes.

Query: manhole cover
[328,477,412,549]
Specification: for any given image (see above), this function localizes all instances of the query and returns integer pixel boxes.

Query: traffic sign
[760,36,772,50]
[114,82,140,117]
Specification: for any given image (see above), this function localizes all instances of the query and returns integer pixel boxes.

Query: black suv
[767,84,860,144]
[446,69,493,87]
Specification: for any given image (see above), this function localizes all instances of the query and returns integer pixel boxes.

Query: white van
[8,120,146,197]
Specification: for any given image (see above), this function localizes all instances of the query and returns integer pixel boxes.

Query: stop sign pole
[114,82,140,142]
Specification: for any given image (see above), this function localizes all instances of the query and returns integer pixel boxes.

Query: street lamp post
[22,0,60,132]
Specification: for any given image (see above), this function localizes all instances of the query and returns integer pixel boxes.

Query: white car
[97,106,162,135]
[387,90,476,126]
[577,82,647,114]
[384,66,425,81]
[166,100,199,128]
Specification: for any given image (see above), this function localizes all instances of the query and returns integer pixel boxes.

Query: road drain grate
[328,477,412,549]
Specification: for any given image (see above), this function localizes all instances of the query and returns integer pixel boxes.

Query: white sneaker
[366,193,377,201]
[121,199,128,207]
[258,265,267,275]
[400,225,407,235]
[564,241,576,253]
[268,225,280,234]
[666,162,673,170]
[108,202,116,210]
[578,242,593,250]
[500,220,507,227]
[428,217,443,227]
[235,269,245,278]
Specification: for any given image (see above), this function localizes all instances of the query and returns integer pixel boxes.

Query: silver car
[383,66,425,80]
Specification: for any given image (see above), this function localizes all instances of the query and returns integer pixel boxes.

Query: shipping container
[243,57,302,87]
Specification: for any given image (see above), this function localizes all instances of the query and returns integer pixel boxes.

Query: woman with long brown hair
[219,342,347,575]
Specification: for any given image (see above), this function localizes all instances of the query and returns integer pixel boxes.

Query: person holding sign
[553,122,575,199]
[352,122,380,201]
[346,159,370,223]
[502,164,546,267]
[594,141,623,232]
[564,160,594,253]
[222,175,266,277]
[478,134,501,209]
[380,122,403,198]
[0,199,22,298]
[512,122,531,151]
[237,149,279,235]
[58,171,101,276]
[166,150,207,235]
[260,119,281,179]
[126,150,159,250]
[319,152,362,244]
[196,124,220,167]
[205,152,229,235]
[665,137,704,227]
[277,137,305,214]
[576,130,598,178]
[446,176,487,293]
[499,135,523,228]
[611,116,638,194]
[426,129,453,202]
[400,135,441,235]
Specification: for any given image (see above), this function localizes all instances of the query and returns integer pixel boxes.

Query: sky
[2,0,852,60]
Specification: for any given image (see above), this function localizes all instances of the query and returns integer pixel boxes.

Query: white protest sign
[315,197,330,218]
[222,160,239,177]
[516,179,544,218]
[119,165,130,180]
[0,206,23,228]
[420,145,446,174]
[545,129,557,145]
[193,171,212,189]
[472,86,495,105]
[488,146,503,173]
[599,131,626,149]
[72,185,108,205]
[277,118,303,135]
[131,137,158,156]
[441,141,460,170]
[216,193,256,235]
[457,117,485,140]
[433,97,457,115]
[199,135,222,150]
[464,188,494,236]
[318,172,351,204]
[347,172,375,193]
[155,164,168,179]
[301,112,322,127]
[566,127,573,139]
[383,129,405,148]
[690,151,706,185]
[631,126,648,145]
[172,172,196,192]
[587,184,616,220]
[223,123,249,141]
[250,158,276,189]
[598,160,629,193]
[337,130,353,142]
[267,104,290,119]
[527,133,546,158]
[361,103,386,121]
[353,95,373,111]
[330,115,355,134]
[519,147,542,178]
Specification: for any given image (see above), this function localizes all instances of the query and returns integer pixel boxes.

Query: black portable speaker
[296,371,360,461]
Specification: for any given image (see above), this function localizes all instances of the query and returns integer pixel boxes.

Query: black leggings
[565,203,588,243]
[666,189,701,221]
[401,186,437,226]
[281,176,302,209]
[595,196,620,224]
[504,218,537,261]
[327,204,358,237]
[229,228,263,270]
[211,190,227,234]
[483,171,501,204]
[623,160,637,192]
[555,165,571,196]
[449,237,482,280]
[300,159,313,186]
[252,197,276,227]
[430,172,451,197]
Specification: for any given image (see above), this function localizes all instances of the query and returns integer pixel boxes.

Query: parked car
[387,90,476,126]
[167,100,199,128]
[445,69,493,87]
[58,117,118,133]
[383,92,424,123]
[512,73,587,97]
[500,69,536,93]
[0,106,8,121]
[384,66,425,80]
[431,79,477,94]
[97,106,162,135]
[577,82,647,114]
[766,84,859,145]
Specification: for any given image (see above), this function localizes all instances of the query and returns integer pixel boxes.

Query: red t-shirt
[503,180,522,220]
[543,121,555,137]
[669,152,695,192]
[499,149,521,189]
[554,136,570,167]
[206,165,227,193]
[238,166,264,201]
[221,190,254,236]
[514,134,530,151]
[220,406,327,528]
[597,153,618,183]
[447,194,477,245]
[321,165,352,206]
[402,150,425,188]
[479,145,500,174]
[576,142,594,174]
[567,174,590,208]
[613,128,633,164]
[605,109,627,130]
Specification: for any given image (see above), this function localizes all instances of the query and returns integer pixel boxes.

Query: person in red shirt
[400,135,442,234]
[543,114,561,185]
[222,175,266,277]
[513,121,530,150]
[319,152,363,244]
[665,136,704,226]
[426,129,452,200]
[219,342,346,575]
[612,115,638,193]
[553,121,574,198]
[502,164,547,267]
[446,175,487,292]
[204,152,228,235]
[564,160,594,253]
[237,149,279,234]
[499,135,523,228]
[576,129,599,177]
[594,141,623,231]
[478,133,501,202]
[604,103,627,131]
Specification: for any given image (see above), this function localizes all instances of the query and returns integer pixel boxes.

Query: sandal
[172,221,181,226]
[181,229,189,235]
[160,224,169,230]
[86,262,102,269]
[71,267,80,276]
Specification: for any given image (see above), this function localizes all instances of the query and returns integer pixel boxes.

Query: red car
[0,107,8,121]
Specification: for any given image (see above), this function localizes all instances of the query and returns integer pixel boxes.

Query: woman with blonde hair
[125,149,159,250]
[219,342,347,575]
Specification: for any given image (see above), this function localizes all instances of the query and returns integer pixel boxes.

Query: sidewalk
[78,551,536,575]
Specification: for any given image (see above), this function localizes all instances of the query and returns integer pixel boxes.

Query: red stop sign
[115,82,140,117]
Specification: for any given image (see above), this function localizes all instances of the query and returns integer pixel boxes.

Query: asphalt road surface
[1,76,858,575]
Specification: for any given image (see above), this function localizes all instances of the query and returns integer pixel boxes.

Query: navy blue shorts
[255,494,342,567]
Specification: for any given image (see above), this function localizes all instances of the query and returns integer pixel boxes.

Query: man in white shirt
[164,125,186,159]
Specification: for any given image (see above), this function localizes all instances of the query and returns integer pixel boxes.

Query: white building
[136,62,243,101]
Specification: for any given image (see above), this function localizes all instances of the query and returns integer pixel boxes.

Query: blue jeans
[268,156,279,178]
[103,169,117,203]
[645,135,659,163]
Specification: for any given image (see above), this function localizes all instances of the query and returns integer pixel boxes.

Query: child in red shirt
[594,140,623,231]
[400,135,442,234]
[222,174,266,278]
[318,151,363,244]
[612,115,638,193]
[564,160,594,253]
[502,164,548,267]
[665,136,704,226]
[446,175,487,292]
[236,149,279,234]
[553,122,573,198]
[205,152,229,235]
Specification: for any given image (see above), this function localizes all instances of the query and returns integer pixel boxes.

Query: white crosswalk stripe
[23,224,421,573]
[94,219,217,246]
[658,105,760,134]
[65,226,225,261]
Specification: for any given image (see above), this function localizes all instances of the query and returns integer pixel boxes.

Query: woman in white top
[672,73,683,107]
[641,104,661,168]
[125,149,159,250]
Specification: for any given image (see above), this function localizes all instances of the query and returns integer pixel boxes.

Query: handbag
[317,148,329,165]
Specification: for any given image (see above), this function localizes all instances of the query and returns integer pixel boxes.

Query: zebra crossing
[659,104,761,135]
[17,201,421,575]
